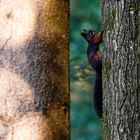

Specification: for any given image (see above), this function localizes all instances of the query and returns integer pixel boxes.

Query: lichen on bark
[102,0,140,139]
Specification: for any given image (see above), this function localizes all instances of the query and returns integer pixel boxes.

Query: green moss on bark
[103,9,116,30]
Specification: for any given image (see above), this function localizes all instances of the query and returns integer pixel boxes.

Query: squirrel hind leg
[90,60,102,72]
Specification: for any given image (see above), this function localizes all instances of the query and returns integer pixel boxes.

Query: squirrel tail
[93,72,102,118]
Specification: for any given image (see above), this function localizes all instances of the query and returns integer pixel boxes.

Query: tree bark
[102,0,140,139]
[0,0,69,140]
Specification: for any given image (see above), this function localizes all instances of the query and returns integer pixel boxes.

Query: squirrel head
[81,29,103,45]
[81,29,96,41]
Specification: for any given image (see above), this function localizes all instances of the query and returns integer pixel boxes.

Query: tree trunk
[0,0,69,140]
[102,0,140,139]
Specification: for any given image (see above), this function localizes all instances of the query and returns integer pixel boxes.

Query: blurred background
[70,0,102,140]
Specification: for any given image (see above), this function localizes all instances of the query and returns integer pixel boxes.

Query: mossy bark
[0,0,69,139]
[102,0,140,139]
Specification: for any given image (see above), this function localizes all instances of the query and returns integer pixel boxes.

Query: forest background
[70,0,102,140]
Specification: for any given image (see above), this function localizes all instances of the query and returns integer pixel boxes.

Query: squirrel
[81,29,103,118]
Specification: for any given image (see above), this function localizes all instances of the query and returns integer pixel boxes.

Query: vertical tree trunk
[0,0,69,140]
[102,0,140,139]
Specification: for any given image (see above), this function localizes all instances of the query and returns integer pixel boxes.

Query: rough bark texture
[0,0,69,140]
[102,0,140,140]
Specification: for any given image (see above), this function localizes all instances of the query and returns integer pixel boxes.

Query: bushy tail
[93,72,102,118]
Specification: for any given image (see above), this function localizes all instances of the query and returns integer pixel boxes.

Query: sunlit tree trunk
[0,0,69,139]
[102,0,140,139]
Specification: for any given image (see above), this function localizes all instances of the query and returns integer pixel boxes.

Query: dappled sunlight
[71,82,92,103]
[0,0,36,48]
[74,81,92,92]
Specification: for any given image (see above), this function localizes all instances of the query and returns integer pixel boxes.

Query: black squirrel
[81,29,103,118]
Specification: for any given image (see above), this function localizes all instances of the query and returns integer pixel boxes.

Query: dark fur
[81,29,103,118]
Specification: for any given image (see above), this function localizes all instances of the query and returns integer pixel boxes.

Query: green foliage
[70,0,102,140]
